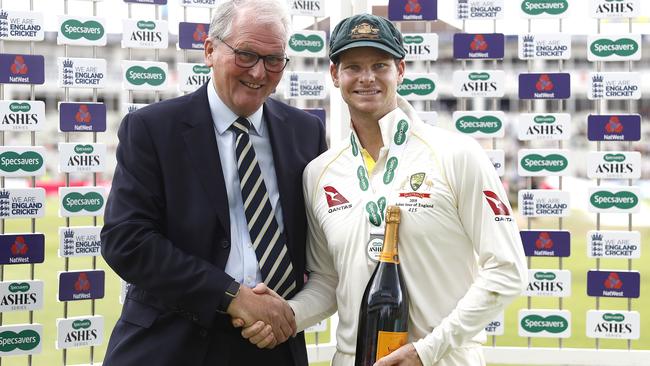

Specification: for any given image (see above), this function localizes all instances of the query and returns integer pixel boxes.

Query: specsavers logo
[192,65,210,74]
[602,313,625,322]
[603,153,625,162]
[521,314,568,333]
[590,191,638,210]
[456,115,502,134]
[520,154,567,172]
[60,19,104,41]
[469,72,490,81]
[398,78,435,96]
[0,151,43,173]
[136,20,156,30]
[289,34,324,53]
[404,35,423,44]
[521,0,568,15]
[9,282,30,293]
[74,145,94,154]
[0,330,40,352]
[125,66,166,86]
[9,103,30,113]
[590,38,638,57]
[62,192,104,212]
[72,319,92,330]
[534,115,555,124]
[534,272,556,281]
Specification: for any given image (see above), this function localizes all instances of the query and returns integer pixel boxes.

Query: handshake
[226,283,296,349]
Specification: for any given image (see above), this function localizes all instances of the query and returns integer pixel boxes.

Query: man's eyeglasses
[217,37,289,73]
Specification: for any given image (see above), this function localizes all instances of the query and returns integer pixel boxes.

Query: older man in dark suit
[100,1,326,365]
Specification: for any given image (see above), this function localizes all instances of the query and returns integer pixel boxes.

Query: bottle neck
[379,222,399,264]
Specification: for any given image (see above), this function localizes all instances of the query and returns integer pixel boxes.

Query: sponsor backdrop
[0,0,647,364]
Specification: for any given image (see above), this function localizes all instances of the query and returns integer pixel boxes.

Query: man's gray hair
[209,0,292,43]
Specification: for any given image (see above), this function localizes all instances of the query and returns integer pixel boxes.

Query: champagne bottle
[354,206,409,366]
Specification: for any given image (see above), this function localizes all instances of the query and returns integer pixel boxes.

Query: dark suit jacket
[101,83,327,366]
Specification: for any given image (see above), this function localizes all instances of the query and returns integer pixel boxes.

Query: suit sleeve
[287,163,338,331]
[413,137,527,365]
[101,112,232,328]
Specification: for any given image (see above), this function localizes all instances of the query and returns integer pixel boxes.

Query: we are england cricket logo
[0,10,44,42]
[456,0,504,20]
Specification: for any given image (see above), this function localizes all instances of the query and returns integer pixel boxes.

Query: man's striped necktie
[230,117,296,298]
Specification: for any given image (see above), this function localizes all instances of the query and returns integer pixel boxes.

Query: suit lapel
[181,84,230,235]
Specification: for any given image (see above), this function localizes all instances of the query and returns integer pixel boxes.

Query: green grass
[0,200,647,365]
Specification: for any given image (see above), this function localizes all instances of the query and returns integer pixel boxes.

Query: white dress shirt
[207,82,286,288]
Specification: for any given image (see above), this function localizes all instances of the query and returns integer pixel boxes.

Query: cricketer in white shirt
[288,95,527,366]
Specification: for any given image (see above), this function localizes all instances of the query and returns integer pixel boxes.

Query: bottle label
[376,331,408,360]
[366,235,384,262]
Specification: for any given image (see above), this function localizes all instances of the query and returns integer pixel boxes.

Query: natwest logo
[604,272,623,289]
[10,56,28,75]
[405,0,422,13]
[606,116,623,133]
[75,105,91,124]
[535,232,553,249]
[10,236,28,256]
[536,74,554,91]
[471,34,488,51]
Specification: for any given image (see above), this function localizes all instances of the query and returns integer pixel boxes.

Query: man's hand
[227,283,296,344]
[373,343,423,366]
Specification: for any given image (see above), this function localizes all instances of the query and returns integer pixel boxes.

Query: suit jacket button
[199,329,207,337]
[221,239,230,248]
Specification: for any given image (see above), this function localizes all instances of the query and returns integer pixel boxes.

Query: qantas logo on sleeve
[483,190,512,221]
[324,186,352,213]
[324,186,349,207]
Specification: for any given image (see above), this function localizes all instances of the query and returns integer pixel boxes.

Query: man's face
[204,14,286,117]
[331,47,405,121]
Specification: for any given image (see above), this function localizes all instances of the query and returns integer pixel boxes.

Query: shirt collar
[207,81,265,136]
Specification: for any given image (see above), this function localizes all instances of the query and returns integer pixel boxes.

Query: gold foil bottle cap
[385,205,401,224]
